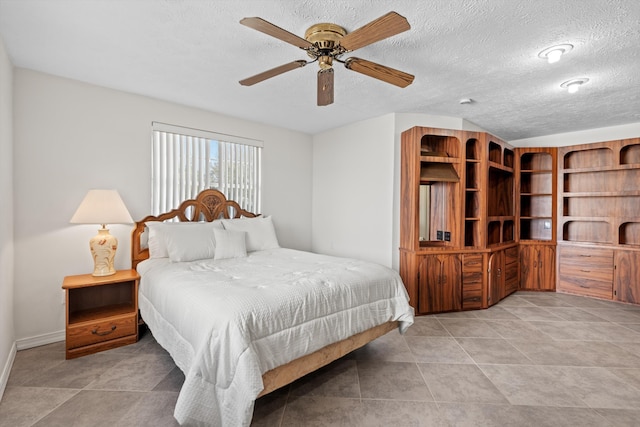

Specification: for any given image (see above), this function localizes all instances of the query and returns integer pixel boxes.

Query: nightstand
[62,269,140,359]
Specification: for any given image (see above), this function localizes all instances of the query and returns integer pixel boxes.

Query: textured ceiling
[1,0,639,140]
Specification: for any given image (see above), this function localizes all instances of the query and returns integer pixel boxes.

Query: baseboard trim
[0,341,17,400]
[16,330,65,351]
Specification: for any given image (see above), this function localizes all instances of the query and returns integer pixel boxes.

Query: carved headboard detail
[131,189,258,268]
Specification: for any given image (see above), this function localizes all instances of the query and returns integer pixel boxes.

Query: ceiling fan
[239,11,415,106]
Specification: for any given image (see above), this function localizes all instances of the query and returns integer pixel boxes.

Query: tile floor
[2,291,640,426]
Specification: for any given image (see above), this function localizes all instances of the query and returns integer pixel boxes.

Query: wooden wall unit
[556,138,640,303]
[401,128,639,313]
[400,127,517,314]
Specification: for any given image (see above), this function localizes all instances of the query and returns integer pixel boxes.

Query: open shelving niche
[519,151,554,241]
[560,141,640,247]
[464,138,481,247]
[487,140,515,247]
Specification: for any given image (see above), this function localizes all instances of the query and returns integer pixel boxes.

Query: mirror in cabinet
[419,181,459,246]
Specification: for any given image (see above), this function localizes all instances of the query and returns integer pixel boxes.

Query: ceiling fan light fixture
[560,78,589,94]
[538,44,573,64]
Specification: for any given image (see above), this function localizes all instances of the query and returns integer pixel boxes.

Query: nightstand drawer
[66,314,137,349]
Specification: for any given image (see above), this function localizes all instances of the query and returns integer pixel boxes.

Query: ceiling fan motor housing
[304,23,347,64]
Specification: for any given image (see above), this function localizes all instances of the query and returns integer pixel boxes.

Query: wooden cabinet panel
[488,251,503,306]
[488,247,519,306]
[614,251,640,304]
[520,245,556,290]
[462,254,484,310]
[558,246,614,299]
[418,254,462,313]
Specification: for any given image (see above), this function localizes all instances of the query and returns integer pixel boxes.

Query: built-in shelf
[619,222,640,246]
[562,220,612,244]
[464,138,482,248]
[564,147,613,169]
[518,149,556,242]
[620,143,640,165]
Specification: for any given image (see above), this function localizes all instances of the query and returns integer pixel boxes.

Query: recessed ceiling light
[459,98,473,105]
[539,44,573,64]
[560,78,589,94]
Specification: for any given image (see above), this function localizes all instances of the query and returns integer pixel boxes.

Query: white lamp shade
[70,189,133,225]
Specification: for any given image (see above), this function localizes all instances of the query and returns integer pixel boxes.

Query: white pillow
[146,221,223,260]
[213,229,247,260]
[146,222,169,258]
[221,216,279,252]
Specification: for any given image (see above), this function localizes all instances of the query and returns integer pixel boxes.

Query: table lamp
[70,189,133,276]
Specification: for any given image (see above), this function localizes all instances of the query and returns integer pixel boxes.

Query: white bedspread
[137,248,414,426]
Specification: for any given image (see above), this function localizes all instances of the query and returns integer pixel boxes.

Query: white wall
[12,69,313,343]
[0,35,15,398]
[312,114,396,267]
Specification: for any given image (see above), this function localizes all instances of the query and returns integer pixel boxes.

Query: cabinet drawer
[463,254,483,283]
[462,288,483,309]
[67,314,136,349]
[558,246,614,299]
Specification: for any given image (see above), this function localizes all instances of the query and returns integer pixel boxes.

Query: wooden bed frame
[131,189,398,397]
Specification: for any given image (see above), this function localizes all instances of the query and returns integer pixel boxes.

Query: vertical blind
[219,141,262,214]
[151,122,263,215]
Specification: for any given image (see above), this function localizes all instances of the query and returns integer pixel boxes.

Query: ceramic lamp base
[90,228,118,276]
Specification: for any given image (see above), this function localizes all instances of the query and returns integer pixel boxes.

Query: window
[151,122,262,215]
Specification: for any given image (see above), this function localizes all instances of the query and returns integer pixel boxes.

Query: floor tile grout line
[25,387,82,427]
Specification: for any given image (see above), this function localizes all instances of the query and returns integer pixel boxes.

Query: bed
[131,189,414,426]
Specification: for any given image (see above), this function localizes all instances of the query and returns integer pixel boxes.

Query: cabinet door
[520,245,556,290]
[538,246,556,290]
[503,247,519,296]
[519,245,536,290]
[614,251,640,304]
[418,254,462,313]
[487,251,504,306]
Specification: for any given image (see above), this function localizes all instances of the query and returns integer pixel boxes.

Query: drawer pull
[92,325,116,336]
[579,255,591,257]
[580,269,591,273]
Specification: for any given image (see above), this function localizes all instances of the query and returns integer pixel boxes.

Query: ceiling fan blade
[240,17,314,50]
[317,69,334,106]
[239,60,308,86]
[339,11,410,52]
[344,57,414,88]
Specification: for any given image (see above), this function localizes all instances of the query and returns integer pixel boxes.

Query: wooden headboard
[131,189,258,269]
